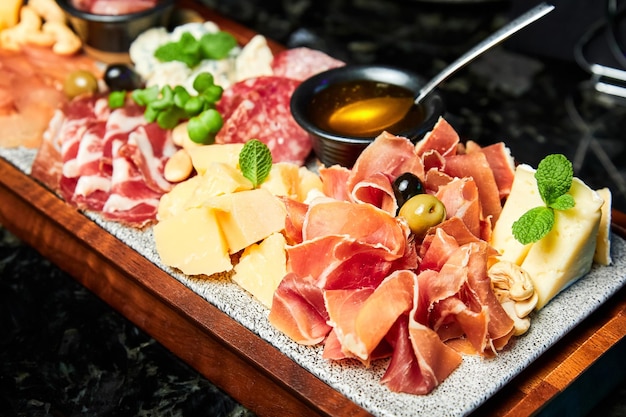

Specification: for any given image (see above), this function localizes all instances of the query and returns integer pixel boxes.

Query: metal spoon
[328,2,555,134]
[414,2,555,105]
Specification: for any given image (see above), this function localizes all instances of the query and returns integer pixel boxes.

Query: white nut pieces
[489,260,539,336]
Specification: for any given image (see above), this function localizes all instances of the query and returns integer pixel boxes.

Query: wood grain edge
[0,158,371,417]
[470,284,626,417]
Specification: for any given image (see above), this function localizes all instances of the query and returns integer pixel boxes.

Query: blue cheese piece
[129,21,273,92]
[235,34,274,82]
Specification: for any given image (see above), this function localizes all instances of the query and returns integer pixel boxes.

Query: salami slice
[271,47,345,81]
[216,76,312,165]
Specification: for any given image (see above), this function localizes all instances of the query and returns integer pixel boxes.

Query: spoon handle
[414,2,555,105]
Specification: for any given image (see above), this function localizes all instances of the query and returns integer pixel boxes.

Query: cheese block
[232,232,287,308]
[184,163,253,208]
[207,188,287,254]
[153,207,232,276]
[521,175,603,309]
[157,175,204,221]
[157,163,252,220]
[188,143,245,174]
[261,162,300,198]
[594,187,612,266]
[491,164,604,310]
[297,166,324,202]
[490,164,543,264]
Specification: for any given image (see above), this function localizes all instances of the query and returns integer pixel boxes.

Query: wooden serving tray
[1,2,626,416]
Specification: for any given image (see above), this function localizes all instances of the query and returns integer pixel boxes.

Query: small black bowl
[291,64,445,168]
[55,0,174,62]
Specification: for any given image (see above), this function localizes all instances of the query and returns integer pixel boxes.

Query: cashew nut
[488,260,538,336]
[29,0,67,24]
[42,21,81,55]
[1,6,55,50]
[0,2,82,55]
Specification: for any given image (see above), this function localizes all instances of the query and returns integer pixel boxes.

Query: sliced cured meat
[350,171,397,214]
[216,76,312,165]
[443,151,503,223]
[280,197,309,245]
[268,272,332,345]
[324,286,375,361]
[348,131,424,193]
[414,117,459,158]
[302,200,407,258]
[0,46,100,149]
[71,0,158,14]
[0,46,97,149]
[271,47,345,81]
[318,165,351,201]
[381,314,462,395]
[32,95,175,227]
[350,270,416,360]
[466,140,515,200]
[435,177,482,239]
[418,228,460,272]
[287,235,395,290]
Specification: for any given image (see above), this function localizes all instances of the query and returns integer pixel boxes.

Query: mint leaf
[511,154,576,245]
[154,32,202,68]
[535,154,573,206]
[512,206,555,245]
[200,31,237,60]
[549,193,575,211]
[239,139,272,187]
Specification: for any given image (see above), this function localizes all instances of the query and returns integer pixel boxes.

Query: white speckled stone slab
[3,148,626,417]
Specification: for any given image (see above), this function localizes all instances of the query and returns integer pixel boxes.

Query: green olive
[63,70,99,99]
[398,194,446,237]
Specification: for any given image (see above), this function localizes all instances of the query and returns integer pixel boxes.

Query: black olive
[104,64,143,91]
[393,172,425,211]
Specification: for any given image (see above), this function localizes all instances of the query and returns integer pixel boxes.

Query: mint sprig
[512,154,575,245]
[239,139,272,188]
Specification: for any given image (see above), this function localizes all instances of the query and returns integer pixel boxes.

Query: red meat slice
[465,140,516,200]
[216,76,312,165]
[271,47,345,81]
[443,151,503,224]
[33,95,175,227]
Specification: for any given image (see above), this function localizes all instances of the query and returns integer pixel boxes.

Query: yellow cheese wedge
[153,207,232,276]
[184,163,253,208]
[157,163,253,221]
[0,0,22,31]
[261,162,300,198]
[490,164,542,264]
[297,166,323,202]
[521,175,603,309]
[157,175,204,221]
[491,163,605,309]
[232,232,287,308]
[207,188,287,254]
[594,187,612,266]
[188,143,245,174]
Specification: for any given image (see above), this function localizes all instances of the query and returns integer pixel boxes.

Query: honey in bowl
[307,79,424,138]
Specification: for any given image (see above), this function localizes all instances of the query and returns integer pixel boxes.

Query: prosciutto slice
[269,118,520,395]
[32,95,176,227]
